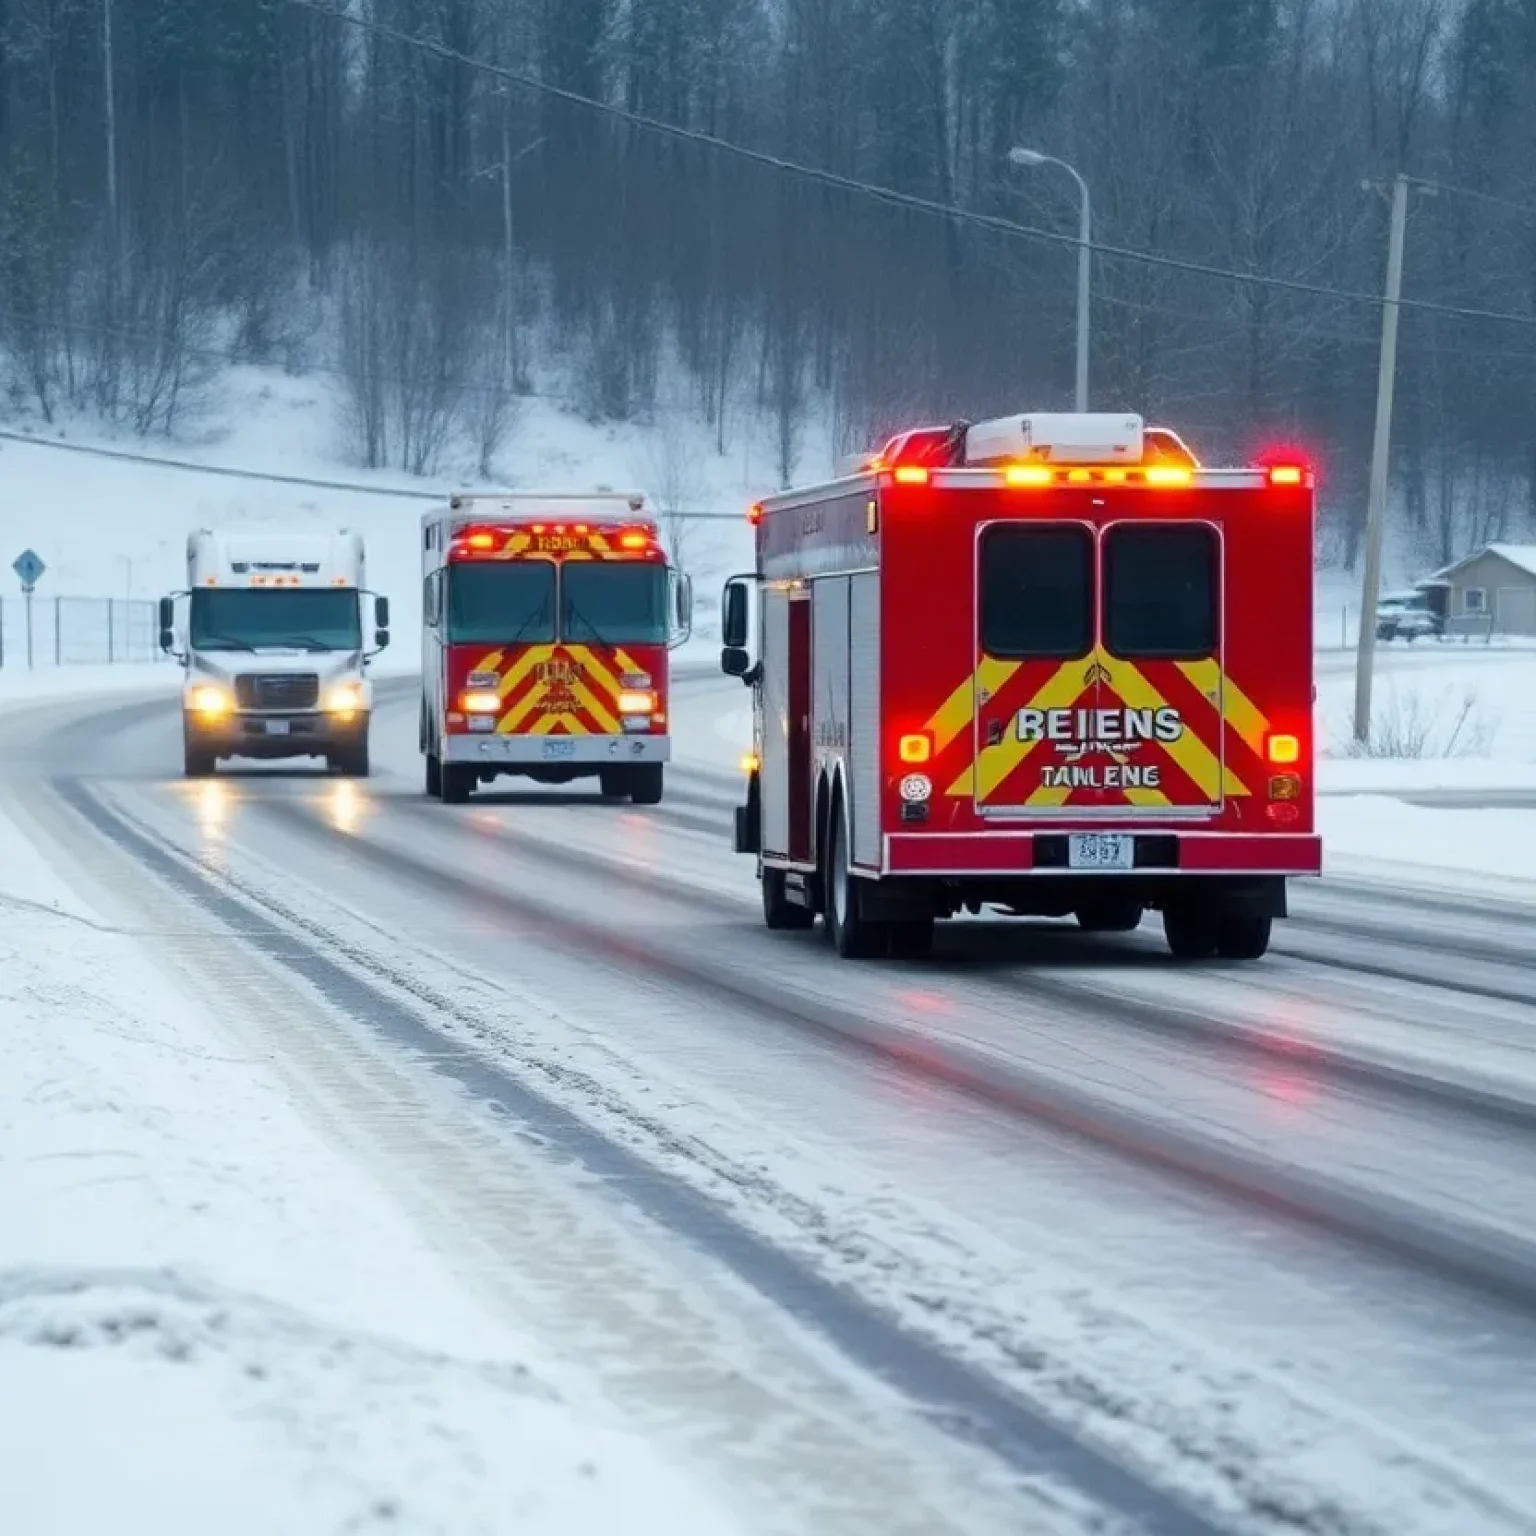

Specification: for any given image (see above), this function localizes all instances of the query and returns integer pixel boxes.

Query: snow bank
[0,802,736,1534]
[1317,797,1536,896]
[1315,649,1536,790]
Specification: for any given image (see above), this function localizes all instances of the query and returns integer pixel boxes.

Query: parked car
[1375,590,1442,641]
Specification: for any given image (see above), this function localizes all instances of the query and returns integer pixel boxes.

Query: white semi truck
[159,528,390,778]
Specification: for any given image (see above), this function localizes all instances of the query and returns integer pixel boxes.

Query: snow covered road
[5,671,1536,1535]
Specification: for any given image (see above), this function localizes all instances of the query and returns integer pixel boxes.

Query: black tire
[630,764,664,806]
[599,768,625,799]
[440,763,475,804]
[1163,901,1219,960]
[183,743,216,778]
[1075,898,1143,934]
[824,806,884,959]
[762,866,815,931]
[1217,912,1273,960]
[886,918,935,959]
[424,753,442,797]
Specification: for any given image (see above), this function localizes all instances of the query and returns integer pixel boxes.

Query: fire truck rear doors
[971,512,1227,826]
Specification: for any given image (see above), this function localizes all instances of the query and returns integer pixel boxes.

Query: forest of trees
[2,0,1536,563]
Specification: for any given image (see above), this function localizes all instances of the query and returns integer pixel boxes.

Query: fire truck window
[562,563,668,645]
[1104,523,1218,658]
[979,525,1094,658]
[447,563,555,644]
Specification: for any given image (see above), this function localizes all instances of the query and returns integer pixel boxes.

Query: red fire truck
[421,493,692,804]
[720,413,1320,960]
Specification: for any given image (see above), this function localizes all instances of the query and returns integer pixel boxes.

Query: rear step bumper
[883,832,1321,878]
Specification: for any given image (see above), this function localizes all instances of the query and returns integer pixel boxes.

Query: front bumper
[443,732,671,767]
[186,710,369,757]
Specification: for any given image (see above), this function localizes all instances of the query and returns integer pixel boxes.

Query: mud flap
[734,775,761,855]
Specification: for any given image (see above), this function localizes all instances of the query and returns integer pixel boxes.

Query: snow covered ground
[0,783,748,1533]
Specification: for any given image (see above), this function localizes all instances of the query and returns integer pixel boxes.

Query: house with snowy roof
[1422,544,1536,636]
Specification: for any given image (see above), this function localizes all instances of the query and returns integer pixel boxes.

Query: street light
[1009,147,1091,413]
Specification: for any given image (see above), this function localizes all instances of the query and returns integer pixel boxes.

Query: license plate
[264,719,291,736]
[1068,833,1133,870]
[542,739,576,760]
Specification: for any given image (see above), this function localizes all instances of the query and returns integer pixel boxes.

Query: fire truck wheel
[825,810,884,959]
[1162,900,1220,960]
[425,753,442,797]
[440,764,475,804]
[761,868,814,930]
[1216,912,1272,960]
[885,919,934,959]
[629,765,664,806]
[1075,898,1143,934]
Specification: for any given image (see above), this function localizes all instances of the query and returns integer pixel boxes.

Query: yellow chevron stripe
[1106,655,1246,799]
[571,677,621,734]
[952,660,1084,798]
[566,644,623,699]
[499,680,549,733]
[497,644,553,700]
[471,648,506,676]
[1176,659,1270,759]
[925,656,1021,753]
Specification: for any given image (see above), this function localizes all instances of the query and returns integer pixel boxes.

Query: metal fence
[0,596,169,668]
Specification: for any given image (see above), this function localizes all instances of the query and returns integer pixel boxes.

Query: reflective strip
[954,659,1083,799]
[1176,658,1270,759]
[925,656,1020,753]
[1104,655,1242,800]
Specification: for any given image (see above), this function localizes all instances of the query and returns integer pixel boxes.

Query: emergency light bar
[964,413,1144,466]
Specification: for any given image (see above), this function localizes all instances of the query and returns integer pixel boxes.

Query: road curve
[6,672,1536,1536]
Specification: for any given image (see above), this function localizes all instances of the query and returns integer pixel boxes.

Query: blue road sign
[12,549,45,590]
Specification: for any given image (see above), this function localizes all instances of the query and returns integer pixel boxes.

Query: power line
[0,429,743,519]
[283,0,1536,335]
[1410,176,1536,222]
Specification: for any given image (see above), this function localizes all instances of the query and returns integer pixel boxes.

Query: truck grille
[236,673,320,710]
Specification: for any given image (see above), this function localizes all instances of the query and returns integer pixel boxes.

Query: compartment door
[972,521,1101,816]
[1097,520,1226,816]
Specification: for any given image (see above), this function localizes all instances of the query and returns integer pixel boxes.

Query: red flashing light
[467,532,495,549]
[619,532,648,550]
[747,502,763,526]
[893,465,930,486]
[1268,464,1304,486]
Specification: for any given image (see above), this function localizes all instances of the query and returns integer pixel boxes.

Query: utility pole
[1352,173,1412,747]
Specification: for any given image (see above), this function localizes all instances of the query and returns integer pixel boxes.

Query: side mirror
[158,595,174,633]
[374,594,390,628]
[721,578,749,649]
[677,573,694,631]
[374,628,390,652]
[160,628,177,654]
[721,646,750,678]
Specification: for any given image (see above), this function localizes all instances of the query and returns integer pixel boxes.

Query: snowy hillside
[0,367,774,647]
[0,365,1408,656]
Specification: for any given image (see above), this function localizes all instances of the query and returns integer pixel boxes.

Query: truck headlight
[325,682,365,713]
[617,689,655,715]
[187,684,232,717]
[459,689,501,714]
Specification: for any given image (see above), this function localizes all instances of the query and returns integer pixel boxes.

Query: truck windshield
[447,563,555,644]
[562,563,668,645]
[190,589,361,651]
